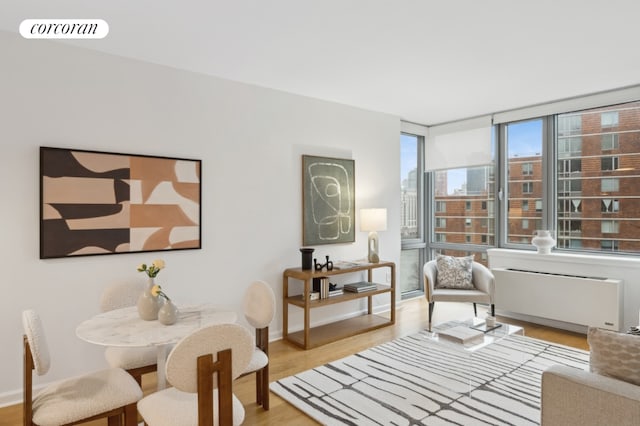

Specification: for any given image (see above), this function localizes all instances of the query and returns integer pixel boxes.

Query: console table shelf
[282,261,396,350]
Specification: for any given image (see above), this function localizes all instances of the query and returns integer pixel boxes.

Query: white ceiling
[3,0,640,125]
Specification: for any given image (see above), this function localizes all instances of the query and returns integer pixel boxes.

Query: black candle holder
[314,255,334,271]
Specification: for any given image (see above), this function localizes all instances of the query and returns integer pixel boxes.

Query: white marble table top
[76,304,238,348]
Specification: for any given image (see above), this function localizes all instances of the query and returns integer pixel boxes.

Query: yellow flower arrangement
[151,284,171,301]
[137,259,165,278]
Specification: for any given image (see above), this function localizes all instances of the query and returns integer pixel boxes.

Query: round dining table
[76,303,237,389]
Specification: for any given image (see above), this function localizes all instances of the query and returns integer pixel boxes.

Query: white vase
[137,277,163,321]
[532,230,556,254]
[158,300,178,325]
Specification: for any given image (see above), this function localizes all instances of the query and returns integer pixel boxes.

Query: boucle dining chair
[238,280,276,410]
[22,309,142,426]
[137,323,253,426]
[423,255,495,329]
[99,281,158,385]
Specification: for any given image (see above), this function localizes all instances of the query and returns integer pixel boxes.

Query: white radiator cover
[492,267,623,331]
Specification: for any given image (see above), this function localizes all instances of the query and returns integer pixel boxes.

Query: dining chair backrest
[243,280,276,329]
[99,282,144,312]
[22,310,51,376]
[166,323,253,393]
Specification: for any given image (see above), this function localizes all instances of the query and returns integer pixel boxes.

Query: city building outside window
[400,131,425,298]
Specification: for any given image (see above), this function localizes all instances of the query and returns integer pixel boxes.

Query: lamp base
[368,232,380,263]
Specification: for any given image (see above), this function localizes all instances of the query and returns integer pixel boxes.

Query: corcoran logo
[19,19,109,39]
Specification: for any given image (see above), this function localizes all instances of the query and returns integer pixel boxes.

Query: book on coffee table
[437,325,485,344]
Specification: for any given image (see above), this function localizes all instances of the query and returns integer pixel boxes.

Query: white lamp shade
[360,208,387,232]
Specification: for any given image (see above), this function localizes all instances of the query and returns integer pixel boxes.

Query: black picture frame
[40,146,202,259]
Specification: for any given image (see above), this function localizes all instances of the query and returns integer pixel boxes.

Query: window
[559,178,581,194]
[400,131,425,296]
[558,137,582,157]
[602,134,619,150]
[601,220,619,233]
[601,111,619,128]
[601,156,619,171]
[558,159,581,175]
[435,218,446,228]
[601,199,619,213]
[558,115,581,136]
[431,164,495,258]
[601,178,619,192]
[425,99,640,260]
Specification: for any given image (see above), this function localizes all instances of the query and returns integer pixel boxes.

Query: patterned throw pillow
[435,255,475,289]
[588,327,640,386]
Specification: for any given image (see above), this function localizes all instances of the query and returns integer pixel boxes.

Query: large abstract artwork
[40,147,201,259]
[302,155,355,246]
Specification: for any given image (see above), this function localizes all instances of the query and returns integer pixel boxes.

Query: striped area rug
[270,331,589,425]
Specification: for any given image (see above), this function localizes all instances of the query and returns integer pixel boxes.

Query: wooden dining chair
[137,323,253,426]
[238,280,276,410]
[99,282,158,386]
[22,309,142,426]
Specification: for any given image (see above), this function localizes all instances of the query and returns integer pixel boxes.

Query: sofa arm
[541,364,640,426]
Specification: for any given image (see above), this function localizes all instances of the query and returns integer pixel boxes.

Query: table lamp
[360,208,387,263]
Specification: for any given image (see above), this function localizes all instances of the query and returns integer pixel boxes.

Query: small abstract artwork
[40,147,201,259]
[302,155,355,246]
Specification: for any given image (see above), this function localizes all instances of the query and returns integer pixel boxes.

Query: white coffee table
[426,318,525,396]
[429,317,524,352]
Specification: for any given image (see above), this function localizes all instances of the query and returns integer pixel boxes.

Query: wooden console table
[282,261,396,349]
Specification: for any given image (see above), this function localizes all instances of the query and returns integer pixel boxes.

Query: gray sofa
[541,361,640,425]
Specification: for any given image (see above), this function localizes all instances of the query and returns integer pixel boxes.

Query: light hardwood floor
[1,297,588,426]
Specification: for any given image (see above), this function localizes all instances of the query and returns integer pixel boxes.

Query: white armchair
[423,258,495,327]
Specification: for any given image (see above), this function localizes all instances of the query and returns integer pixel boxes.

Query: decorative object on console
[299,248,314,270]
[136,259,166,321]
[531,229,556,254]
[302,155,355,246]
[314,255,333,271]
[360,208,387,263]
[40,147,201,259]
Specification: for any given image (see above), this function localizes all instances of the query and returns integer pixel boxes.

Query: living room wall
[0,31,401,404]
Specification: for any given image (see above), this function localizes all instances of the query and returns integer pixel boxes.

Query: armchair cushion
[588,327,640,386]
[435,255,474,289]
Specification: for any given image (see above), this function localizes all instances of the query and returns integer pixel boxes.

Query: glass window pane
[506,119,543,244]
[401,134,419,240]
[556,101,640,253]
[399,249,421,293]
[433,165,495,246]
